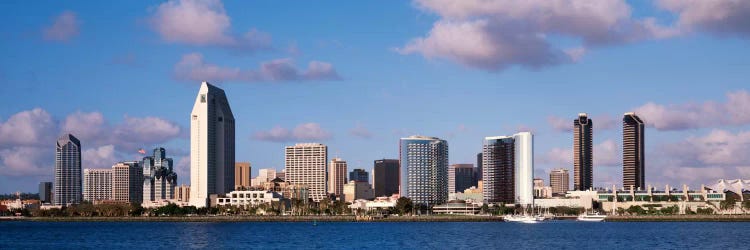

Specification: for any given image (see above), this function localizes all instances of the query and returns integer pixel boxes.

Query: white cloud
[149,0,271,51]
[657,0,750,37]
[174,53,341,83]
[61,111,105,143]
[399,0,677,71]
[634,90,750,131]
[253,123,332,142]
[547,116,571,132]
[42,11,80,42]
[661,129,750,167]
[349,123,373,139]
[82,145,117,169]
[594,139,619,167]
[0,108,57,147]
[0,147,51,177]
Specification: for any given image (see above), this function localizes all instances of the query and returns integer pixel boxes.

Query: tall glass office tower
[399,136,448,207]
[54,133,82,206]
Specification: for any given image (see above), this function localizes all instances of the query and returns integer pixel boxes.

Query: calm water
[1,221,749,249]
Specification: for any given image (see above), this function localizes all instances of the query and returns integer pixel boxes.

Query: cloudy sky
[1,0,749,193]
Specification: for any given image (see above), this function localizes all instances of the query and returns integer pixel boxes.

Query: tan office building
[111,162,142,204]
[328,158,347,197]
[175,185,190,202]
[550,168,570,195]
[235,162,251,190]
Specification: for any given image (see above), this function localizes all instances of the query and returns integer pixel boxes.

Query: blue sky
[1,0,750,193]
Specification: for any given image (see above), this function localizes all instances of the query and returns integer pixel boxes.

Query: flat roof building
[285,143,328,202]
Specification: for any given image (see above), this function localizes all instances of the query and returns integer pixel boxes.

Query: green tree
[720,196,736,211]
[616,207,625,215]
[626,205,646,215]
[395,197,413,215]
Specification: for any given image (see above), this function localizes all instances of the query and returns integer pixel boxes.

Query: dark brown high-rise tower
[622,112,645,190]
[573,113,593,190]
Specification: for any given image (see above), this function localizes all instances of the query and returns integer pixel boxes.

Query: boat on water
[577,213,607,222]
[503,214,545,223]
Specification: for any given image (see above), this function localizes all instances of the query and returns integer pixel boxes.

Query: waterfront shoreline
[0,215,504,223]
[4,215,750,222]
[606,215,750,222]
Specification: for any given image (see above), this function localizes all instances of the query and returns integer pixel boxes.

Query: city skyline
[3,1,750,193]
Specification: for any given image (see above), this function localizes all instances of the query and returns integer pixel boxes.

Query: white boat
[503,214,543,223]
[577,213,607,222]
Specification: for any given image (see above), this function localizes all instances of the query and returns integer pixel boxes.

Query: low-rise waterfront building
[214,190,283,208]
[432,200,481,215]
[348,195,399,211]
[448,192,484,205]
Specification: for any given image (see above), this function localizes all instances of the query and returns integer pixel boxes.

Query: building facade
[373,159,399,197]
[142,148,177,203]
[343,181,374,202]
[258,168,277,183]
[285,143,328,202]
[574,113,593,191]
[349,169,369,183]
[175,185,190,202]
[54,133,82,206]
[190,81,236,207]
[83,169,112,202]
[112,162,142,204]
[449,164,474,194]
[623,112,645,189]
[514,132,534,205]
[475,153,483,184]
[550,168,570,196]
[39,182,52,204]
[399,136,449,206]
[483,136,515,204]
[328,158,347,197]
[214,190,282,208]
[235,162,251,190]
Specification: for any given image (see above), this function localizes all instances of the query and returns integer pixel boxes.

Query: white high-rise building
[328,158,347,197]
[83,169,112,202]
[285,143,328,202]
[258,168,277,183]
[514,132,534,206]
[190,81,236,207]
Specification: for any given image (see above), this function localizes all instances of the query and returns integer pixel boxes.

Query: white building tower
[514,132,534,206]
[190,81,235,207]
